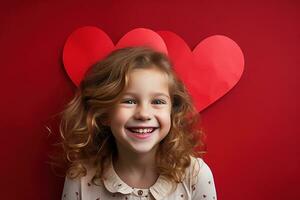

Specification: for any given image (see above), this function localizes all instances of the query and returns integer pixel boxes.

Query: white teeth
[128,128,154,134]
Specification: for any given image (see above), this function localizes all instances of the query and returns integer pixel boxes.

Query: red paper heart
[157,31,244,111]
[116,28,168,54]
[63,27,244,112]
[63,26,114,86]
[63,27,167,86]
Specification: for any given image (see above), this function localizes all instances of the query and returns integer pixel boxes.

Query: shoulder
[61,162,97,200]
[186,156,218,200]
[62,175,81,200]
[189,156,214,183]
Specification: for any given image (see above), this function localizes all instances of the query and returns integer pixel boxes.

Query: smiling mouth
[126,127,158,134]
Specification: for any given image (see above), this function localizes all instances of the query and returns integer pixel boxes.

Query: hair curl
[52,46,207,187]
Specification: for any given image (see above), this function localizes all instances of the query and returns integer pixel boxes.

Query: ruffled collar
[102,155,174,200]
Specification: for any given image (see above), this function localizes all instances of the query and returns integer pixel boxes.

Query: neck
[112,144,159,188]
[113,147,157,175]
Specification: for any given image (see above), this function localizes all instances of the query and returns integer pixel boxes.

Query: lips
[125,127,158,140]
[126,127,158,134]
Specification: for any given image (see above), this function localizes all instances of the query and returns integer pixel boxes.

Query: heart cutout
[116,28,168,54]
[157,31,244,111]
[63,27,244,112]
[63,26,114,86]
[63,27,167,86]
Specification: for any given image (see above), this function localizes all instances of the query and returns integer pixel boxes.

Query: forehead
[124,68,170,96]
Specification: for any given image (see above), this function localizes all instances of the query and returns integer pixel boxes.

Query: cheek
[109,110,130,137]
[110,109,132,125]
[158,111,172,129]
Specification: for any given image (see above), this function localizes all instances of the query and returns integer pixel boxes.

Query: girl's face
[108,67,172,155]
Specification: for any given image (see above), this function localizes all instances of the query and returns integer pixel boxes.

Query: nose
[134,103,152,121]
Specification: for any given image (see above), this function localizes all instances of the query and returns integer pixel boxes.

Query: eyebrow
[122,92,170,99]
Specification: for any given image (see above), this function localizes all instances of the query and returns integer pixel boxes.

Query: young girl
[59,47,217,200]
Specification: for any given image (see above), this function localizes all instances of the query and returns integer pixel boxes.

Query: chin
[129,144,158,154]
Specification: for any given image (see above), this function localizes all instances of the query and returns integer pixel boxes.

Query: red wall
[1,1,299,199]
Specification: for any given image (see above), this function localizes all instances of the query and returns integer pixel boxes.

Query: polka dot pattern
[61,157,217,199]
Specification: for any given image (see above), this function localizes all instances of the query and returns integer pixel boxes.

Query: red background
[1,0,299,199]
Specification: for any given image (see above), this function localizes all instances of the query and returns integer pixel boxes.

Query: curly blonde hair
[55,46,206,186]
